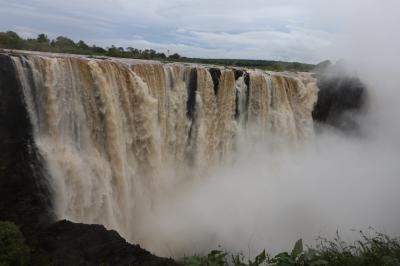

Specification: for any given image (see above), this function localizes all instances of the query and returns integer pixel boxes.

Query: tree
[158,53,167,59]
[0,221,30,266]
[53,36,76,49]
[106,45,129,57]
[91,45,106,54]
[36,33,50,44]
[77,40,89,50]
[127,47,138,53]
[270,63,284,72]
[0,31,23,49]
[168,53,181,60]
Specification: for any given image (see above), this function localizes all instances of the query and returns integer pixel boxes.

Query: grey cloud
[0,0,397,62]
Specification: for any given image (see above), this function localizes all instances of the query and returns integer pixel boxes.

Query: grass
[183,230,400,266]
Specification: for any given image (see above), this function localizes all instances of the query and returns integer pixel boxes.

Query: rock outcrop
[31,220,179,266]
[313,74,366,132]
[0,54,54,235]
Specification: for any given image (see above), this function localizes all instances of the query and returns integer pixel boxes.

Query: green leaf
[291,239,303,257]
[254,250,266,265]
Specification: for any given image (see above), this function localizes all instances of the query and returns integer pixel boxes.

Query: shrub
[0,221,30,266]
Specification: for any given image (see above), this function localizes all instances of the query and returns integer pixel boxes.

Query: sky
[0,0,398,63]
[0,0,340,63]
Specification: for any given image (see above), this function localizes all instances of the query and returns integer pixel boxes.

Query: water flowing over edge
[10,54,318,253]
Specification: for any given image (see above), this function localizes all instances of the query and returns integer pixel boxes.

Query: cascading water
[10,54,318,251]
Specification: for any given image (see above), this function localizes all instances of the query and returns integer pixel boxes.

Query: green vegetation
[0,219,399,266]
[176,58,314,72]
[0,31,314,71]
[0,31,168,60]
[183,231,400,266]
[0,221,30,266]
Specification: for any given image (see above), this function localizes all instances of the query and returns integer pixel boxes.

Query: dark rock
[186,68,197,122]
[244,72,250,116]
[209,68,221,95]
[243,72,250,88]
[313,74,367,132]
[30,220,179,266]
[231,69,246,120]
[235,88,240,120]
[0,54,54,236]
[232,69,244,80]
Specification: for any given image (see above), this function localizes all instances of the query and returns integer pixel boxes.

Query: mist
[131,0,400,258]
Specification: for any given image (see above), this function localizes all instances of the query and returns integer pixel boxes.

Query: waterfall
[11,54,318,244]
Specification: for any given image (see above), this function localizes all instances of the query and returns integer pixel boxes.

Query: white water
[12,54,320,256]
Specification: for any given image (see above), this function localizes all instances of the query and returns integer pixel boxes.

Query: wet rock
[313,74,367,132]
[233,69,244,80]
[209,68,221,95]
[186,68,198,122]
[0,54,54,236]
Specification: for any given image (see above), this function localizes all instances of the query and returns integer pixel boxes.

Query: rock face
[32,220,179,266]
[312,74,367,132]
[0,54,54,236]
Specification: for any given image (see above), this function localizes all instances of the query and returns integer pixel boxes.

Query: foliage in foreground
[1,219,398,266]
[183,231,400,266]
[0,221,30,266]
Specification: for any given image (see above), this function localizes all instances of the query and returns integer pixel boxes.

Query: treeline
[178,58,315,72]
[0,30,314,71]
[0,31,178,60]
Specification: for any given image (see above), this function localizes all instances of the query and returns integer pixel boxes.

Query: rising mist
[132,0,400,257]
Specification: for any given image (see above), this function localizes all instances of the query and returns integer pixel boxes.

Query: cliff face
[0,54,54,234]
[312,74,367,132]
[32,220,179,266]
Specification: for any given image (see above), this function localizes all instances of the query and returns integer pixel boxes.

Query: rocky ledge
[30,220,179,266]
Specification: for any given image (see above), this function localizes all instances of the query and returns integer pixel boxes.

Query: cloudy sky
[0,0,397,63]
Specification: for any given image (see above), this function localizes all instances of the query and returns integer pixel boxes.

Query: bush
[0,221,30,266]
[0,32,23,49]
